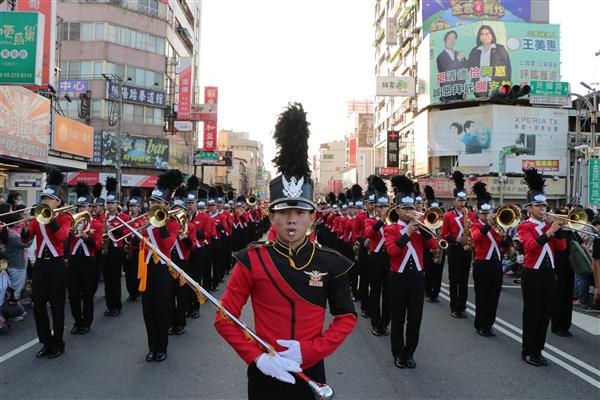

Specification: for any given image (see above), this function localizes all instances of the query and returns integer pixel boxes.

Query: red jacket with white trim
[364,217,386,253]
[441,209,477,244]
[22,214,72,258]
[384,221,438,273]
[517,218,567,270]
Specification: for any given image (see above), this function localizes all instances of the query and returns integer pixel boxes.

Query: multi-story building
[344,100,375,188]
[373,0,572,205]
[315,141,346,195]
[56,0,202,197]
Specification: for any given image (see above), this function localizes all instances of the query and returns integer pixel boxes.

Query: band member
[365,175,391,335]
[124,188,144,302]
[471,182,511,337]
[518,168,566,367]
[441,171,475,318]
[424,185,445,302]
[21,169,71,359]
[186,176,205,319]
[170,186,196,335]
[384,175,438,369]
[196,188,216,294]
[141,170,183,362]
[91,182,106,287]
[208,187,225,291]
[352,184,370,318]
[103,177,129,317]
[343,189,359,300]
[67,182,103,335]
[215,103,356,399]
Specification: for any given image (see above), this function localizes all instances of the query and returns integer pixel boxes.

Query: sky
[199,0,600,176]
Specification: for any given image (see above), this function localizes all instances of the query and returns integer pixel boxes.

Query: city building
[343,100,375,188]
[315,141,346,195]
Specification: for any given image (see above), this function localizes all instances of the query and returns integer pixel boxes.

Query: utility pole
[103,73,123,194]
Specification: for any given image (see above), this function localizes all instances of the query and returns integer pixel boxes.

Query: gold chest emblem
[304,270,328,287]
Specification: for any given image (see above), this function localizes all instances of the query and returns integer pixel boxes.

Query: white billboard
[428,105,568,174]
[376,76,416,97]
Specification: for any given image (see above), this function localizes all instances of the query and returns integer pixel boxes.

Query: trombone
[110,205,188,243]
[2,204,78,227]
[546,209,600,238]
[0,204,37,218]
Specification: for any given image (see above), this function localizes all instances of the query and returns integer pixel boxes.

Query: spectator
[5,205,33,301]
[585,217,600,311]
[0,195,5,205]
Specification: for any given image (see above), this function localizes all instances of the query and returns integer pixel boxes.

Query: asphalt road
[1,264,599,399]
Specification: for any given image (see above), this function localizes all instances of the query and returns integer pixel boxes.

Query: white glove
[277,339,303,365]
[255,352,302,384]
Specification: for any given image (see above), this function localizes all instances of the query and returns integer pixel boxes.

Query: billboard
[422,1,532,34]
[357,113,374,147]
[386,131,399,167]
[0,11,45,85]
[427,104,568,174]
[106,81,166,107]
[203,86,218,151]
[376,76,416,96]
[58,79,88,97]
[168,141,192,174]
[0,85,49,163]
[418,21,560,107]
[17,0,56,88]
[176,57,193,120]
[102,131,169,169]
[52,115,94,158]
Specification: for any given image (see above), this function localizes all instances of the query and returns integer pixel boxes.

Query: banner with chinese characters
[521,159,559,172]
[176,57,192,120]
[106,81,166,108]
[419,21,560,107]
[58,79,88,97]
[422,1,532,34]
[0,11,45,85]
[386,131,399,168]
[0,85,49,163]
[52,115,94,158]
[203,86,218,151]
[589,159,600,206]
[102,131,169,169]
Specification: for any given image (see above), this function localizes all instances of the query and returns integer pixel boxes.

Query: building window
[123,104,134,123]
[81,23,94,40]
[80,61,92,78]
[69,23,81,41]
[136,30,146,50]
[147,34,156,53]
[107,24,117,42]
[94,61,103,77]
[91,100,102,118]
[133,105,145,124]
[135,68,145,87]
[95,22,105,41]
[153,108,163,126]
[68,61,81,78]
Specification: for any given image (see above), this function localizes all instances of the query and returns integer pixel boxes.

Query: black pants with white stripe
[368,251,390,330]
[521,266,557,357]
[447,244,472,313]
[472,259,503,331]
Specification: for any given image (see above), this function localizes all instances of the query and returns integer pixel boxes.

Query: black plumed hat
[269,103,314,211]
[346,189,353,206]
[173,185,188,208]
[208,186,218,204]
[352,184,363,207]
[391,175,415,208]
[413,182,423,204]
[75,182,92,205]
[424,185,439,208]
[128,187,142,206]
[105,176,119,203]
[42,168,64,200]
[370,175,389,205]
[452,171,466,199]
[524,168,547,205]
[92,183,104,206]
[327,192,336,207]
[472,181,492,211]
[151,169,184,204]
[338,192,347,208]
[186,175,200,202]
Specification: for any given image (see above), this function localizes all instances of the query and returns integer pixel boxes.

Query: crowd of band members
[1,173,599,369]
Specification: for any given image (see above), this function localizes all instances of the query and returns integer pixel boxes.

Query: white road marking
[571,311,600,335]
[439,288,600,389]
[0,337,39,364]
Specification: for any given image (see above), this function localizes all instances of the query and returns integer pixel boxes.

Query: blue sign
[105,81,166,108]
[58,79,88,97]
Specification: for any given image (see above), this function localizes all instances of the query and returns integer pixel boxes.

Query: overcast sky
[199,0,600,176]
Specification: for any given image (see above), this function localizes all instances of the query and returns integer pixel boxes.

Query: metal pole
[116,77,123,195]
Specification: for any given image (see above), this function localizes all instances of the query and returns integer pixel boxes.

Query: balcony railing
[63,0,167,21]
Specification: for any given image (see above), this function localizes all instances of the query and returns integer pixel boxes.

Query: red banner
[176,59,192,120]
[67,172,100,185]
[521,160,560,172]
[348,137,357,167]
[18,0,56,89]
[203,87,218,151]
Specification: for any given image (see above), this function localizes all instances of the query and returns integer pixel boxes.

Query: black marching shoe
[70,326,80,335]
[360,309,369,318]
[552,329,572,337]
[167,327,174,336]
[487,327,496,337]
[145,352,156,362]
[394,357,406,368]
[379,328,390,336]
[36,345,52,358]
[425,297,434,303]
[78,326,90,335]
[191,309,200,319]
[103,309,111,317]
[457,311,468,319]
[46,346,64,359]
[109,309,121,317]
[429,297,439,303]
[405,357,416,369]
[477,329,490,337]
[173,326,185,335]
[371,328,382,336]
[451,311,460,318]
[536,354,549,366]
[522,354,542,367]
[155,352,167,362]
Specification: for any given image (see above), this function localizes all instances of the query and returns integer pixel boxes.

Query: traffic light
[491,84,531,102]
[218,155,224,162]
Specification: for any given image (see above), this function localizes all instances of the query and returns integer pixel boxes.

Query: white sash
[37,224,59,258]
[374,223,385,253]
[72,238,90,256]
[455,211,464,240]
[530,218,554,269]
[396,221,422,272]
[145,226,166,264]
[485,231,501,260]
[173,239,184,260]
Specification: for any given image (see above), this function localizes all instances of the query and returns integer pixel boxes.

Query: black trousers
[389,268,425,359]
[521,267,557,357]
[104,246,123,311]
[32,257,66,348]
[425,249,445,299]
[447,244,472,312]
[189,248,204,312]
[212,238,225,289]
[142,260,174,353]
[171,257,190,329]
[124,247,140,299]
[472,260,503,331]
[247,360,325,400]
[202,244,213,290]
[67,253,97,328]
[357,241,370,312]
[551,252,574,332]
[369,251,390,330]
[224,234,233,275]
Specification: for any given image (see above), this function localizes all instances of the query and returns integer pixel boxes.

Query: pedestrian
[588,217,600,311]
[470,182,511,337]
[517,168,566,367]
[21,169,72,359]
[384,174,438,369]
[215,103,356,399]
[441,171,476,318]
[67,183,102,334]
[140,170,183,362]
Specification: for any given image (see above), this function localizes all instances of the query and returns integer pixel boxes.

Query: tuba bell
[385,206,399,225]
[495,205,520,230]
[69,211,92,235]
[247,195,257,207]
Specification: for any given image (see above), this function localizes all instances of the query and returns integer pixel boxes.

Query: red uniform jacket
[354,211,367,240]
[143,219,180,264]
[471,219,505,261]
[23,214,72,258]
[441,209,477,244]
[126,213,146,253]
[517,218,567,270]
[213,211,231,239]
[334,215,346,239]
[325,212,336,230]
[268,225,277,242]
[315,210,323,223]
[384,221,438,273]
[241,211,250,228]
[105,212,130,249]
[343,218,355,244]
[172,221,196,261]
[68,217,103,257]
[214,241,356,369]
[190,211,211,248]
[364,217,386,253]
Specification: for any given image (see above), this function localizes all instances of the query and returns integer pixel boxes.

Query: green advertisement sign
[0,11,45,85]
[424,21,560,106]
[590,159,600,205]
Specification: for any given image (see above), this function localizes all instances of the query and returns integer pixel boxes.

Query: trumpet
[385,206,448,249]
[546,209,600,238]
[69,211,93,235]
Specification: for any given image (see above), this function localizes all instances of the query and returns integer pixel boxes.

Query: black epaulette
[233,241,269,270]
[315,243,344,258]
